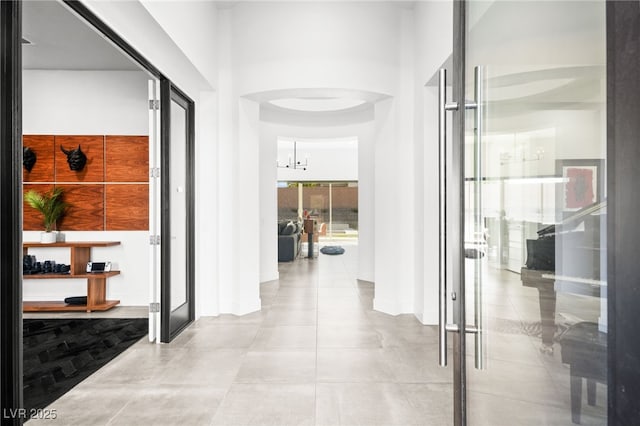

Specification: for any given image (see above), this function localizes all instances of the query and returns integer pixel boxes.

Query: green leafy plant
[24,187,69,232]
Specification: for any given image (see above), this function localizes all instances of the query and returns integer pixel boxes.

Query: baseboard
[260,271,279,283]
[415,309,438,325]
[357,273,375,283]
[219,297,261,316]
[373,297,413,316]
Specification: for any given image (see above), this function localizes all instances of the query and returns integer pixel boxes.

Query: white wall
[83,0,211,96]
[259,126,279,284]
[230,2,400,98]
[358,125,376,284]
[372,97,414,315]
[276,138,358,182]
[23,70,148,135]
[414,1,454,325]
[235,98,262,313]
[23,69,150,306]
[140,0,218,87]
[82,0,220,318]
[195,91,219,316]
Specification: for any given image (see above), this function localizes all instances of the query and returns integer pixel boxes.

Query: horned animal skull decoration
[60,145,87,171]
[23,147,37,172]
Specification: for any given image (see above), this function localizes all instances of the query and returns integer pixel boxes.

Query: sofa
[278,220,302,262]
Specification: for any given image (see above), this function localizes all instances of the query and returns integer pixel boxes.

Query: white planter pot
[40,231,57,244]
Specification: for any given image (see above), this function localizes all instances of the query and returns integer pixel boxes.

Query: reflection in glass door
[160,81,195,342]
[463,1,607,424]
[441,1,607,424]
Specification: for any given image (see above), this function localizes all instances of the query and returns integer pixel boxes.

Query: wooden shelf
[23,271,120,280]
[23,241,121,248]
[23,241,122,312]
[23,300,120,312]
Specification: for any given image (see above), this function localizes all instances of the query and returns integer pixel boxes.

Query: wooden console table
[23,241,121,312]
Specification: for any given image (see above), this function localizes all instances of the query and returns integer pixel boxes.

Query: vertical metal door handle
[438,69,458,367]
[438,69,447,367]
[438,67,485,370]
[473,66,485,370]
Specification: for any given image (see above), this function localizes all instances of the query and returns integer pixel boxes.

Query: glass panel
[464,1,606,424]
[277,182,359,255]
[170,98,187,311]
[277,182,301,222]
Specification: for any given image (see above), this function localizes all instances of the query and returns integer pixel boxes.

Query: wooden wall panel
[105,136,149,182]
[23,135,149,231]
[56,184,104,231]
[105,184,149,230]
[55,135,104,182]
[23,135,54,182]
[23,184,54,231]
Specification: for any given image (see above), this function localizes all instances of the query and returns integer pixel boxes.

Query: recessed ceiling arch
[244,88,391,126]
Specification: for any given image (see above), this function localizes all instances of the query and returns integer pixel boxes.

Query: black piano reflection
[520,200,606,353]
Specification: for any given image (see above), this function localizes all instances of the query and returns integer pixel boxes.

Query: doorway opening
[276,137,359,263]
[21,0,158,412]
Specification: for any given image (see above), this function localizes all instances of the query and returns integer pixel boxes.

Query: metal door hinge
[149,302,160,313]
[149,99,160,110]
[150,167,160,178]
[149,235,161,245]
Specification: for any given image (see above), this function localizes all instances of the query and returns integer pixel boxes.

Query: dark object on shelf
[558,321,607,424]
[320,246,345,256]
[23,146,37,172]
[23,254,38,274]
[64,296,87,305]
[23,255,70,275]
[42,260,55,273]
[54,264,70,274]
[60,144,87,171]
[23,318,148,413]
[86,261,111,273]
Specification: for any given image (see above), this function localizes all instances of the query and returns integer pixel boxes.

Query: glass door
[148,79,161,343]
[160,81,195,342]
[459,1,607,425]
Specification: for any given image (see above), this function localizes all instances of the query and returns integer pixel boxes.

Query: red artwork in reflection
[565,167,595,209]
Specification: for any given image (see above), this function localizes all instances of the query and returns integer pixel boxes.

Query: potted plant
[24,187,69,243]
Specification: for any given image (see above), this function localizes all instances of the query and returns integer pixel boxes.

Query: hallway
[30,245,451,425]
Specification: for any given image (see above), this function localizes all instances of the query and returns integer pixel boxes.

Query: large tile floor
[28,244,452,425]
[27,243,607,425]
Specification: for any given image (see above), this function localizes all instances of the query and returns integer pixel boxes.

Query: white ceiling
[270,98,367,112]
[22,1,140,71]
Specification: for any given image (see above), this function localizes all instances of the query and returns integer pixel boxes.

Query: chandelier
[277,141,308,170]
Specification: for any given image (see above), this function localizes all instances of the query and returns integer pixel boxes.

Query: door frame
[0,1,24,422]
[160,80,196,342]
[606,2,640,424]
[450,1,467,425]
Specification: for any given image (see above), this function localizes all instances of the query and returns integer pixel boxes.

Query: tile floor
[26,243,606,425]
[27,244,452,425]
